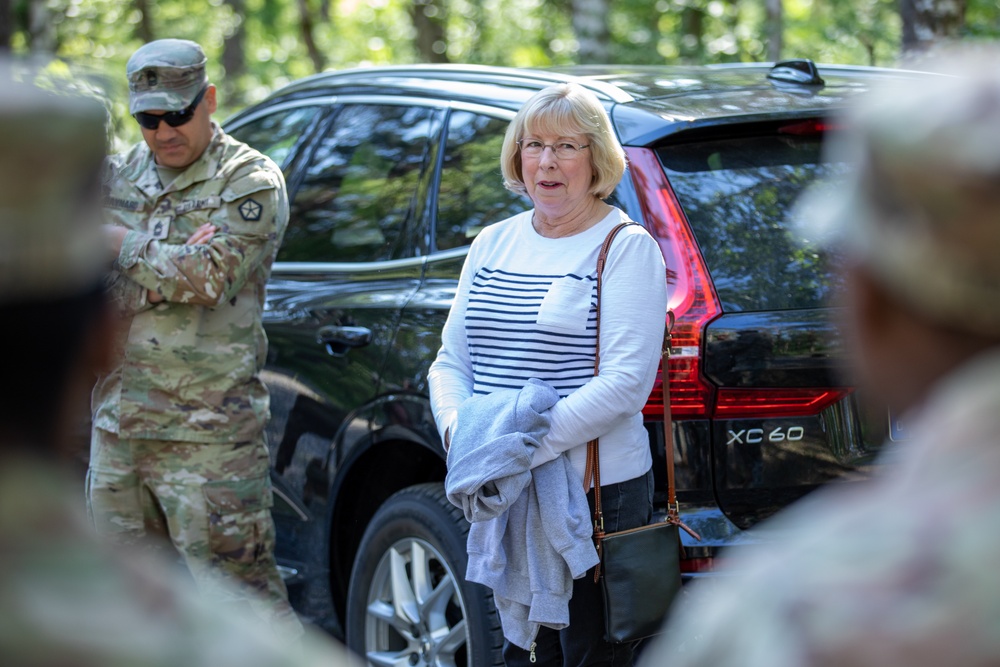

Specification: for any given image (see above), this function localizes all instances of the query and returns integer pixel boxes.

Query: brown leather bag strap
[662,310,678,516]
[586,224,694,582]
[584,222,634,525]
[592,221,633,375]
[588,319,678,520]
[659,316,700,543]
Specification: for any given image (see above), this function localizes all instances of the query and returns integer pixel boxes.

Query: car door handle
[317,325,372,357]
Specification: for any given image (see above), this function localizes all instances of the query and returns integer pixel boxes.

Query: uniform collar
[126,122,226,199]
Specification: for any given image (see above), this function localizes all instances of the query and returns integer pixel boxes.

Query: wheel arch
[328,434,447,622]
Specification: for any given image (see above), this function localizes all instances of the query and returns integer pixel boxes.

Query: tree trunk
[766,0,782,62]
[0,0,12,53]
[571,0,610,64]
[297,0,326,73]
[27,0,56,52]
[465,0,483,61]
[134,0,154,43]
[222,0,247,107]
[679,6,704,63]
[410,0,449,63]
[900,0,966,54]
[859,34,877,66]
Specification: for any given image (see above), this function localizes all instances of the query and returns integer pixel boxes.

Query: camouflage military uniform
[88,39,297,636]
[92,125,285,441]
[644,51,1000,667]
[2,457,355,666]
[0,63,350,667]
[645,354,1000,666]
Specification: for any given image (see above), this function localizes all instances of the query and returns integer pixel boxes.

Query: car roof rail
[280,64,636,104]
[767,59,825,87]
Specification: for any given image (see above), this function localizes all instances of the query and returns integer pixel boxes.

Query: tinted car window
[659,134,847,312]
[436,111,527,251]
[281,104,440,263]
[227,106,320,169]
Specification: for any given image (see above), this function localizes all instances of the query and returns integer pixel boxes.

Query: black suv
[223,60,921,665]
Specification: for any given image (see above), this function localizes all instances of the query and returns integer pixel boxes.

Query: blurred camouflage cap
[127,38,208,114]
[799,49,1000,336]
[0,67,107,303]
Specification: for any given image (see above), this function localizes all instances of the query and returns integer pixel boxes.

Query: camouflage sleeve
[101,156,154,315]
[103,270,150,315]
[114,162,288,307]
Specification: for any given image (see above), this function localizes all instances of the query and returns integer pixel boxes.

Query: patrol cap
[0,69,107,303]
[127,38,208,114]
[798,50,1000,336]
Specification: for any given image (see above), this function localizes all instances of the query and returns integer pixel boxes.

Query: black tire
[346,482,504,667]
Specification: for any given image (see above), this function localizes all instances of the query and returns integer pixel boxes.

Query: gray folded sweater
[444,378,599,649]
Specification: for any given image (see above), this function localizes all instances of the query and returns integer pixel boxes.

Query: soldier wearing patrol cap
[87,38,299,637]
[642,50,1000,667]
[0,67,109,454]
[0,67,353,667]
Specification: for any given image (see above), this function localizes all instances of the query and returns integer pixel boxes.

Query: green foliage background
[7,0,1000,146]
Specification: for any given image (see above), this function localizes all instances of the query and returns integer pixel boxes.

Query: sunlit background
[4,0,998,146]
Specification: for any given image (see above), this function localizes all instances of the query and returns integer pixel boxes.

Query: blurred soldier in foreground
[0,68,353,666]
[643,51,1000,666]
[87,38,298,635]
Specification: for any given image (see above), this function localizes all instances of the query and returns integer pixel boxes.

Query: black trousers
[502,468,654,667]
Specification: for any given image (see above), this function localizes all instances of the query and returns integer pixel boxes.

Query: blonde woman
[429,82,667,667]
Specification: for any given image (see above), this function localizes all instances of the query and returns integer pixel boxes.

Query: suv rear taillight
[679,557,717,574]
[628,147,720,420]
[628,146,848,421]
[715,387,852,419]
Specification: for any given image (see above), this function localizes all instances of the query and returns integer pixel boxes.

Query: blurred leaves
[4,0,999,146]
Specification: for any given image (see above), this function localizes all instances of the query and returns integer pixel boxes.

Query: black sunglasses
[133,86,208,131]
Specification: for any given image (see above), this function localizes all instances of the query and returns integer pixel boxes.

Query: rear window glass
[658,133,847,312]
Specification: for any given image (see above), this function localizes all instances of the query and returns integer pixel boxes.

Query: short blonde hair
[500,82,627,200]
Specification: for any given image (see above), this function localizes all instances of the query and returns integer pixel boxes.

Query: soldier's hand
[185,223,217,245]
[102,224,128,258]
[147,225,217,304]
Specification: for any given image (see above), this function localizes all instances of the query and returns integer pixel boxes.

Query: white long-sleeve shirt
[428,207,668,487]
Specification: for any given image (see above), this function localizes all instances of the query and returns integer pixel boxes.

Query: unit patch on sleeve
[238,198,263,221]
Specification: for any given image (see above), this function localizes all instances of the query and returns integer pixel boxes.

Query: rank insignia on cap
[239,198,262,221]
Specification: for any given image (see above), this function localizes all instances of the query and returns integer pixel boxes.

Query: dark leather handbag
[584,222,700,644]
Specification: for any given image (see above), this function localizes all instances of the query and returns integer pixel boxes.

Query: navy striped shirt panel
[466,267,599,397]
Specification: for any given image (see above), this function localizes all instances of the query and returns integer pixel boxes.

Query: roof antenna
[768,59,825,87]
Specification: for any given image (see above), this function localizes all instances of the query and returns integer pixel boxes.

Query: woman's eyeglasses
[133,86,208,131]
[518,140,590,160]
